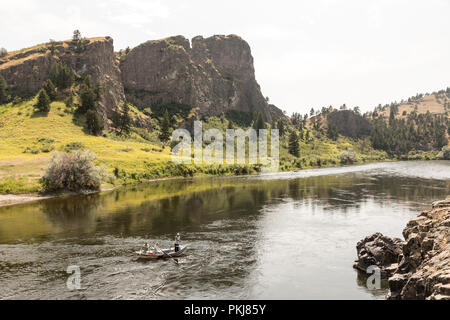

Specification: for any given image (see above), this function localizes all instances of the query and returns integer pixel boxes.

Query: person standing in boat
[174,233,181,252]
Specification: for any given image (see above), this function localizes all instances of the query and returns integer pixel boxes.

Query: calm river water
[0,161,449,300]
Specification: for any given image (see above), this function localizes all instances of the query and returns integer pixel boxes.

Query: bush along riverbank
[354,197,450,300]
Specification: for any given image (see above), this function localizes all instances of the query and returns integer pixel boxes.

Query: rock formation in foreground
[353,233,404,278]
[354,197,450,300]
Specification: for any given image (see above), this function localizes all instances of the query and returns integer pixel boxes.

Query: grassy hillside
[0,98,171,193]
[377,91,450,119]
[0,97,394,195]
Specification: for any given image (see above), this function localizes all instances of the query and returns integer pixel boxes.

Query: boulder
[353,232,404,278]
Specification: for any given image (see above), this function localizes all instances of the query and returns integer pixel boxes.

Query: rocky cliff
[354,197,450,300]
[0,37,125,120]
[0,35,282,124]
[120,34,276,122]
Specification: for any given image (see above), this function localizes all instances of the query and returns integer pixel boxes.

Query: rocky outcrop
[0,37,126,122]
[1,35,283,125]
[120,35,279,122]
[353,232,404,278]
[327,110,373,138]
[355,197,450,300]
[387,197,450,300]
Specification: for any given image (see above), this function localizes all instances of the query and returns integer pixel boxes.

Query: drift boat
[135,245,188,260]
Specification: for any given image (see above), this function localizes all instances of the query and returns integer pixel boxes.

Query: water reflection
[0,161,448,299]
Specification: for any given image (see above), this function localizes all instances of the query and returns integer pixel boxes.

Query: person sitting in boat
[142,243,150,253]
[153,242,162,254]
[174,233,181,253]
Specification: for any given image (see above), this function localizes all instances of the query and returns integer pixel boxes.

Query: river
[0,161,449,300]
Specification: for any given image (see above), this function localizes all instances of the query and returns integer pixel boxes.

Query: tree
[72,30,89,53]
[327,123,339,141]
[86,110,104,135]
[160,109,172,142]
[253,111,266,131]
[43,80,57,101]
[0,47,7,57]
[0,74,7,104]
[72,30,81,42]
[36,89,51,112]
[65,90,74,108]
[277,119,285,137]
[112,104,132,135]
[78,76,98,114]
[50,62,74,89]
[288,131,300,157]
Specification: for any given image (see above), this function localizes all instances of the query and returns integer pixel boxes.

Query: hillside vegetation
[0,95,391,194]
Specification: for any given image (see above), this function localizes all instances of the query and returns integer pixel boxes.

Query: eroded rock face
[1,35,283,126]
[0,37,126,122]
[353,232,404,278]
[387,198,450,300]
[120,35,278,122]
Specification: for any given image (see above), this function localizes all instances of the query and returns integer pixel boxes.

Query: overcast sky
[1,0,449,115]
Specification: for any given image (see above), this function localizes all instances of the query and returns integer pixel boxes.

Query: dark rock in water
[353,232,404,278]
[387,198,450,300]
[356,196,450,300]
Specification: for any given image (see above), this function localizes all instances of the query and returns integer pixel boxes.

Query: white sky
[1,0,449,115]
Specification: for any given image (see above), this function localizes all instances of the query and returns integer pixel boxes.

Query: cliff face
[0,37,125,120]
[120,35,277,122]
[0,35,282,125]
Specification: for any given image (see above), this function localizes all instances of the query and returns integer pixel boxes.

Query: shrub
[0,47,7,57]
[63,142,85,152]
[41,150,112,192]
[442,145,450,160]
[339,150,358,165]
[0,74,7,104]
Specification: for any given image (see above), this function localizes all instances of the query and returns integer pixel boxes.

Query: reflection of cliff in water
[40,172,450,237]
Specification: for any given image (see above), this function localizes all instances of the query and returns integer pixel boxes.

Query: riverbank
[1,159,447,209]
[354,196,450,300]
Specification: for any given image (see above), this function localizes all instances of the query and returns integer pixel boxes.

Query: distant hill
[375,90,450,120]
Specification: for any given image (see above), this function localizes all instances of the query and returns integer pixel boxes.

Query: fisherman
[174,233,181,253]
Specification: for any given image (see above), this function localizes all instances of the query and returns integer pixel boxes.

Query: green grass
[0,98,434,195]
[0,98,172,193]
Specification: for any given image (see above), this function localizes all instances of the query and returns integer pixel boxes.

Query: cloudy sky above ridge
[1,0,449,115]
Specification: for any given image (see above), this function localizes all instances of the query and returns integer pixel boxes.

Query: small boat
[135,245,188,260]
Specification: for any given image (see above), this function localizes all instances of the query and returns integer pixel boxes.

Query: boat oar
[158,246,179,265]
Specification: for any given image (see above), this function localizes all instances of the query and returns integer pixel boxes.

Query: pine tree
[85,110,104,135]
[253,112,266,131]
[112,104,132,135]
[50,62,74,89]
[0,74,7,104]
[78,76,98,114]
[288,131,300,157]
[36,89,51,112]
[327,123,339,141]
[277,119,285,137]
[43,80,57,101]
[160,109,172,142]
[65,90,74,108]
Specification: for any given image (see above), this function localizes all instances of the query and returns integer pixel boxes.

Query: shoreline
[0,159,446,209]
[0,176,186,208]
